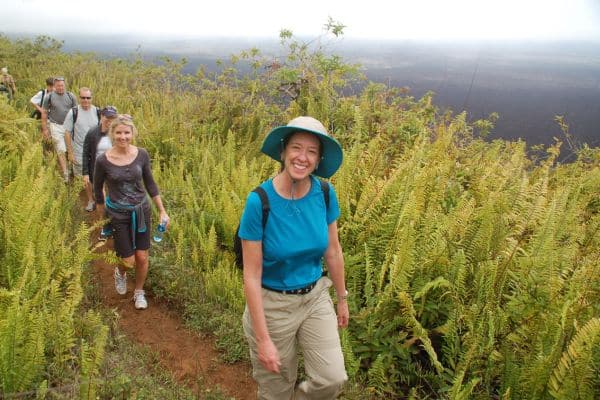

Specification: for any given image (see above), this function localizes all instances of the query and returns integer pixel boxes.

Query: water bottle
[153,218,167,243]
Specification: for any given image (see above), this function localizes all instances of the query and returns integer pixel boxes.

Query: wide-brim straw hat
[260,116,343,178]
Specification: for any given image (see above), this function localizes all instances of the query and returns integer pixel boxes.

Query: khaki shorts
[49,122,66,153]
[243,277,347,400]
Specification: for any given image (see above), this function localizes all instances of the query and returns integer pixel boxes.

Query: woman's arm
[139,148,169,227]
[242,240,281,373]
[140,148,160,198]
[323,221,349,328]
[151,194,170,229]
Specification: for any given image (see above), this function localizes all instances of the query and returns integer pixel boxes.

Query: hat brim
[261,125,343,178]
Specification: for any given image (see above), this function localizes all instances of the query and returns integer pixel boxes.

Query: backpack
[233,179,330,269]
[30,89,45,119]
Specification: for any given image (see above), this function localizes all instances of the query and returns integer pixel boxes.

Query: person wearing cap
[239,116,349,399]
[82,105,118,212]
[93,114,170,310]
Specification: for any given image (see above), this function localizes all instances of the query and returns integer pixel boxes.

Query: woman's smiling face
[282,131,321,180]
[113,124,133,147]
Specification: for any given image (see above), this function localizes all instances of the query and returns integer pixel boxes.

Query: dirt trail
[86,203,256,399]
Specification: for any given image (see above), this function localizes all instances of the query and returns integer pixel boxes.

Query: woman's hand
[257,337,281,373]
[159,211,170,229]
[336,299,349,328]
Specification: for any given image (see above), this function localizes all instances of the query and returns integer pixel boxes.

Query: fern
[397,291,444,374]
[548,318,600,399]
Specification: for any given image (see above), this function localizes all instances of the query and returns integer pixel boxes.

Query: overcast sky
[2,0,600,41]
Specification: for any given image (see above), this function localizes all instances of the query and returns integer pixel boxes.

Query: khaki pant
[49,122,66,153]
[243,277,347,400]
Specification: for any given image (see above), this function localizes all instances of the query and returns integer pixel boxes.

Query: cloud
[3,0,600,40]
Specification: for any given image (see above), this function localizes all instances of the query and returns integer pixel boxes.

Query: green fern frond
[397,291,444,374]
[548,318,600,399]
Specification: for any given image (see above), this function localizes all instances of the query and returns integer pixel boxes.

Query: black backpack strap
[319,179,330,210]
[71,106,78,139]
[252,187,270,229]
[96,108,101,124]
[39,88,45,105]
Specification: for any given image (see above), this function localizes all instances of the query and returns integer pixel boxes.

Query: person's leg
[119,255,135,274]
[129,211,152,309]
[132,210,151,290]
[72,161,83,179]
[112,227,149,301]
[295,278,348,400]
[85,178,94,207]
[129,249,149,309]
[99,188,112,237]
[243,290,303,400]
[112,218,134,294]
[133,250,148,291]
[49,123,69,180]
[57,153,68,179]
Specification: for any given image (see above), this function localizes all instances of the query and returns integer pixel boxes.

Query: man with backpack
[63,87,100,182]
[41,77,77,183]
[30,77,55,155]
[30,77,55,119]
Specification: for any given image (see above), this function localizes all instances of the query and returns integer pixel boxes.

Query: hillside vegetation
[1,28,599,399]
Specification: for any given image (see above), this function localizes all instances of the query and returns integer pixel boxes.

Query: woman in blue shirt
[239,116,349,399]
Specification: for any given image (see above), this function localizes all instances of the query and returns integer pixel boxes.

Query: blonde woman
[93,115,170,309]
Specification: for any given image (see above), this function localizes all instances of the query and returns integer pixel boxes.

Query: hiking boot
[133,289,148,310]
[85,200,96,212]
[99,226,113,241]
[114,267,127,295]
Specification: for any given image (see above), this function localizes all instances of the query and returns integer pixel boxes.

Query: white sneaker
[85,200,96,212]
[114,268,127,295]
[133,289,148,310]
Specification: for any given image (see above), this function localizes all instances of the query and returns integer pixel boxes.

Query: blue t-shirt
[238,175,340,291]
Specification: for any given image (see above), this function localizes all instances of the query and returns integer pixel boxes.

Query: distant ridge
[15,32,599,152]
